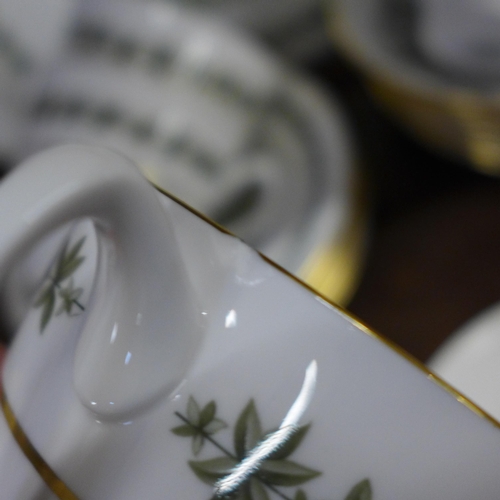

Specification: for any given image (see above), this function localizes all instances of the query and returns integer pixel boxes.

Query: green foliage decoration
[172,396,372,500]
[33,236,86,332]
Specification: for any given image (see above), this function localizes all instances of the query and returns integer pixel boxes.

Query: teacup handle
[0,145,201,419]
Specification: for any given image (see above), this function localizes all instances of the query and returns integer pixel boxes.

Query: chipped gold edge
[153,183,500,429]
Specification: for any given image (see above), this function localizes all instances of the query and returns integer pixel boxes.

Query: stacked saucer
[326,0,500,174]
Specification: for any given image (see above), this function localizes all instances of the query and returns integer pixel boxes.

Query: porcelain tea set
[0,1,500,499]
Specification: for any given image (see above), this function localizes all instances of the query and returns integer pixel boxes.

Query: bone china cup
[0,145,500,499]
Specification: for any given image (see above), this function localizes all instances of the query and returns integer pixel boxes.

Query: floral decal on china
[172,396,372,500]
[34,236,86,332]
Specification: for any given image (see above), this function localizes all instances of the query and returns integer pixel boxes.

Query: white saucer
[326,0,500,174]
[429,302,500,421]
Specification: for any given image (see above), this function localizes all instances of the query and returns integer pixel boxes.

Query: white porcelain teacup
[1,145,500,498]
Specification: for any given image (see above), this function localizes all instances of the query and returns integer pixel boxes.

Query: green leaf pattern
[344,479,372,500]
[33,236,86,332]
[295,490,307,500]
[171,396,227,456]
[257,459,321,487]
[172,396,373,500]
[234,400,262,460]
[189,456,237,485]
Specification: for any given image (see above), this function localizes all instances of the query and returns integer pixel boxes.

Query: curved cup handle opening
[0,145,202,420]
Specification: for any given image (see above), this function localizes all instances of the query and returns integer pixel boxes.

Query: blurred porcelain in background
[163,0,329,60]
[417,0,500,80]
[0,0,76,67]
[429,302,500,422]
[0,0,77,161]
[0,35,24,163]
[326,0,500,175]
[16,0,359,306]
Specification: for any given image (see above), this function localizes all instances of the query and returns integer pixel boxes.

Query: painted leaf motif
[34,286,53,307]
[344,479,372,500]
[222,478,269,500]
[56,281,83,315]
[51,241,69,280]
[258,459,321,486]
[39,288,55,332]
[234,399,262,459]
[64,237,85,265]
[54,237,86,282]
[171,424,197,437]
[192,433,204,456]
[187,396,201,426]
[232,484,252,500]
[266,424,311,460]
[295,489,307,500]
[200,401,216,426]
[189,456,237,485]
[248,477,270,500]
[204,418,227,435]
[58,256,84,281]
[33,235,86,332]
[173,396,323,499]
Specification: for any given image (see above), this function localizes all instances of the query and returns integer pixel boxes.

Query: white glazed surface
[0,145,203,419]
[429,302,500,422]
[0,146,500,498]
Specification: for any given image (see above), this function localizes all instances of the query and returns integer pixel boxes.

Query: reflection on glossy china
[0,146,499,499]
